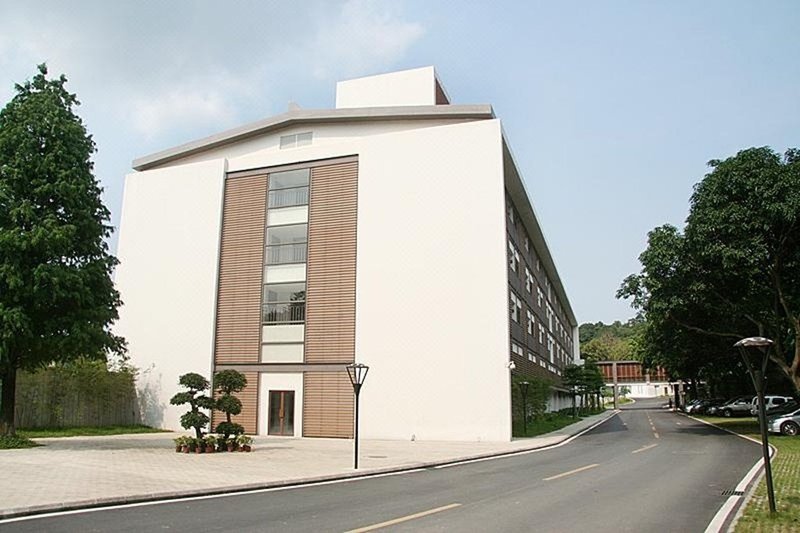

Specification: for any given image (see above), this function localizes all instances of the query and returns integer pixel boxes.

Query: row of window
[511,288,572,369]
[510,239,574,353]
[509,341,563,377]
[507,205,572,348]
[262,169,310,325]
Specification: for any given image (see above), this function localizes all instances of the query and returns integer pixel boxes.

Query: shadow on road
[673,425,728,437]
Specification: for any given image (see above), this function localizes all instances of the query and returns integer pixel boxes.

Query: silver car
[767,407,800,436]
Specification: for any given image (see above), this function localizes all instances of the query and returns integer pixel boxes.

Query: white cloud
[309,0,425,80]
[129,87,233,139]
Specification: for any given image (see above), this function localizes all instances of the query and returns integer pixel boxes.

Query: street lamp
[345,363,369,469]
[734,337,776,514]
[519,381,530,435]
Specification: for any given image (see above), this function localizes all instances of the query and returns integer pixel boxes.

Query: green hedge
[12,359,139,429]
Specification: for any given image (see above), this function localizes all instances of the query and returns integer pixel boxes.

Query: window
[539,323,545,344]
[546,304,554,331]
[508,241,520,272]
[268,168,310,208]
[547,334,555,360]
[507,204,515,226]
[266,223,307,265]
[279,132,313,149]
[536,286,543,307]
[527,351,534,362]
[524,236,529,252]
[525,268,533,293]
[510,292,522,323]
[262,282,306,324]
[511,342,524,357]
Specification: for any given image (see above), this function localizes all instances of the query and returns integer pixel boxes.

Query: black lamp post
[345,363,369,469]
[519,381,530,435]
[571,386,578,419]
[734,337,776,514]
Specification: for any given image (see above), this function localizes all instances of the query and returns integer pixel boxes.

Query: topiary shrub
[170,373,214,439]
[213,370,247,440]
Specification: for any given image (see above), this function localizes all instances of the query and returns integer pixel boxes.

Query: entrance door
[268,390,295,436]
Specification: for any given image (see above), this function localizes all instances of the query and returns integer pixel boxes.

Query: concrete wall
[119,117,514,441]
[159,120,472,170]
[114,159,225,431]
[355,119,512,441]
[336,66,438,108]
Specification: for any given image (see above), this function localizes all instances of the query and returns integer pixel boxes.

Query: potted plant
[184,437,194,453]
[173,436,185,453]
[226,436,237,452]
[237,434,253,452]
[194,437,205,453]
[204,435,217,454]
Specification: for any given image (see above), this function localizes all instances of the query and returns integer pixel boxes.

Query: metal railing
[263,302,306,324]
[266,243,307,264]
[268,187,309,208]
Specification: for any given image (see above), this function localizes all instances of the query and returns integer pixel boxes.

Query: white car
[767,406,800,436]
[751,396,793,416]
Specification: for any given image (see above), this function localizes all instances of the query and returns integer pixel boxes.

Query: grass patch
[18,425,170,438]
[514,409,605,438]
[697,416,800,532]
[0,435,39,449]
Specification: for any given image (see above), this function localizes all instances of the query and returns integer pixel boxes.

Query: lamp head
[346,363,369,387]
[734,337,773,349]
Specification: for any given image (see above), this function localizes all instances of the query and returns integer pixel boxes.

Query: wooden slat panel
[303,371,353,438]
[305,161,358,364]
[211,371,258,435]
[214,174,267,365]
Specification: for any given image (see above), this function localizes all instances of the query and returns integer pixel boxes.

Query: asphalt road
[1,398,761,533]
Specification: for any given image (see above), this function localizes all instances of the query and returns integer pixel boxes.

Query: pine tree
[0,64,124,436]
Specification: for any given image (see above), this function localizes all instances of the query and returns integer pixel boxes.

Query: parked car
[750,396,794,416]
[683,399,703,413]
[711,397,753,417]
[767,399,798,416]
[691,398,726,415]
[767,406,800,436]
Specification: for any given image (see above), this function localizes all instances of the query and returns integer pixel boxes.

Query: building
[597,360,671,398]
[115,66,579,442]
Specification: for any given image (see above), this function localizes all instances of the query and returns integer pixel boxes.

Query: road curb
[683,413,776,533]
[0,411,618,521]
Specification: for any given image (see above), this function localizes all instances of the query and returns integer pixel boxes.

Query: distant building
[597,361,671,398]
[115,66,579,442]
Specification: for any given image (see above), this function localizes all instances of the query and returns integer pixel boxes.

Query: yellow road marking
[632,443,658,454]
[345,503,462,532]
[543,463,600,481]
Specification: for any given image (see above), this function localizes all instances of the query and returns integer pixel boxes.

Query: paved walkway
[0,411,615,519]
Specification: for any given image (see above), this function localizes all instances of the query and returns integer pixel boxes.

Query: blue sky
[1,1,798,324]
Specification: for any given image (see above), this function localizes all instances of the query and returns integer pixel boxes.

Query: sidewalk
[0,411,616,519]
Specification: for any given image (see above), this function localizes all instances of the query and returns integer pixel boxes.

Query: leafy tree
[562,362,604,414]
[581,361,605,410]
[170,373,214,438]
[619,147,800,394]
[0,65,123,436]
[213,369,246,439]
[579,320,642,361]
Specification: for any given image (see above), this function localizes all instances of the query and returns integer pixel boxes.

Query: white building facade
[115,67,579,442]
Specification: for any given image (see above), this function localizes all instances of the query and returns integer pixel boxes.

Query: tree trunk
[791,339,800,395]
[1,365,17,436]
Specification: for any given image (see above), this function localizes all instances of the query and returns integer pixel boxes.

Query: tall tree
[0,65,124,436]
[619,147,800,394]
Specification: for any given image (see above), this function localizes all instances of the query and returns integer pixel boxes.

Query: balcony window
[263,282,306,324]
